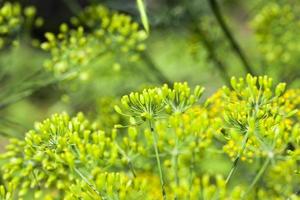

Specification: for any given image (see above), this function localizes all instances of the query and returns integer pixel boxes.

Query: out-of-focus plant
[252,2,300,83]
[0,2,43,49]
[0,2,45,138]
[40,4,149,108]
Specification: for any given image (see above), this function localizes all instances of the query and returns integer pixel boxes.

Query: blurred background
[0,0,299,145]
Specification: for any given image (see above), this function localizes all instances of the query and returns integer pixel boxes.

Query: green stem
[149,121,167,200]
[188,152,195,199]
[184,4,231,85]
[115,143,137,177]
[74,168,105,199]
[172,139,179,200]
[208,0,255,75]
[225,132,249,184]
[193,24,231,85]
[242,156,271,199]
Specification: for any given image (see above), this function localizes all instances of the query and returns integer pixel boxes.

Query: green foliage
[136,0,150,33]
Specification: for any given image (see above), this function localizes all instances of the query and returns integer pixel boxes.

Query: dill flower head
[115,82,204,125]
[220,74,298,161]
[161,82,205,114]
[115,87,165,123]
[41,4,147,78]
[0,113,118,199]
[0,2,41,49]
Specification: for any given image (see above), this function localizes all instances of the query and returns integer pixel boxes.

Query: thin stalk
[185,8,231,86]
[225,132,249,184]
[149,120,167,200]
[74,168,105,199]
[242,156,271,199]
[0,63,83,110]
[208,0,255,75]
[115,143,137,178]
[188,152,195,199]
[194,25,231,85]
[172,138,179,200]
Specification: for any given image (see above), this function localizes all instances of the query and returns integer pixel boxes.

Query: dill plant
[0,1,299,200]
[0,75,299,199]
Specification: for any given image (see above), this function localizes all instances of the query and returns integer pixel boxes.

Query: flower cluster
[0,113,120,199]
[0,77,299,199]
[0,2,42,49]
[220,74,295,162]
[0,183,14,200]
[115,82,204,124]
[65,171,147,200]
[252,2,300,79]
[41,4,147,78]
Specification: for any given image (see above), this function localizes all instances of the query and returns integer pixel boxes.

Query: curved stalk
[74,168,104,199]
[208,0,255,75]
[115,143,137,178]
[242,156,271,199]
[188,152,195,199]
[149,121,167,200]
[172,138,179,200]
[226,132,249,184]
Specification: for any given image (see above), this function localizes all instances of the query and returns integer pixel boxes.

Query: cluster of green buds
[0,2,43,49]
[65,171,147,200]
[42,26,98,76]
[0,183,15,200]
[173,174,244,200]
[262,118,299,196]
[0,76,298,199]
[281,89,300,121]
[251,2,300,77]
[204,76,300,197]
[41,4,147,78]
[221,74,294,162]
[115,82,204,125]
[115,87,165,124]
[161,82,205,114]
[115,105,215,174]
[265,158,300,197]
[114,82,207,200]
[0,113,120,199]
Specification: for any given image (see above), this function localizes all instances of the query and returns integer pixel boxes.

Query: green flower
[115,82,204,125]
